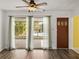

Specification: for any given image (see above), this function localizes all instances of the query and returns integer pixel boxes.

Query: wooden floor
[0,49,79,59]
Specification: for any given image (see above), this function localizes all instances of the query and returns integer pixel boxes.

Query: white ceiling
[0,0,79,11]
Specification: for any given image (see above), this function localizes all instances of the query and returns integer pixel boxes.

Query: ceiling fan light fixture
[28,7,37,12]
[16,0,47,12]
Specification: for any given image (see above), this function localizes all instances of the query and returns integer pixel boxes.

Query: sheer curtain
[29,16,34,50]
[41,17,49,49]
[25,17,29,49]
[11,17,16,49]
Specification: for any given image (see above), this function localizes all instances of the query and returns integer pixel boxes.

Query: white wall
[0,10,2,51]
[73,8,79,16]
[1,10,74,49]
[0,10,5,51]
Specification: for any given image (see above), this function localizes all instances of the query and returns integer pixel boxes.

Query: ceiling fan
[16,0,47,11]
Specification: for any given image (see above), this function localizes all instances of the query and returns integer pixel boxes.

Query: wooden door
[57,18,68,48]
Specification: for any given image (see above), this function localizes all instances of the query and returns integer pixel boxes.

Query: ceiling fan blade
[16,6,29,8]
[36,2,47,6]
[22,0,29,4]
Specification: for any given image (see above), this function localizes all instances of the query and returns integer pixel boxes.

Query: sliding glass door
[11,16,50,50]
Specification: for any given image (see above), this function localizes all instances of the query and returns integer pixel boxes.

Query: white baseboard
[0,49,3,51]
[72,48,79,54]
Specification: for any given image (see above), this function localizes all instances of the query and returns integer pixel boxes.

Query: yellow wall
[73,16,79,48]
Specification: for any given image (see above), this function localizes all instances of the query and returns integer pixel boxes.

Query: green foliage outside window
[15,21,26,39]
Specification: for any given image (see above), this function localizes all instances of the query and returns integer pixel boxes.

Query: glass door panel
[11,17,29,49]
[32,17,49,49]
